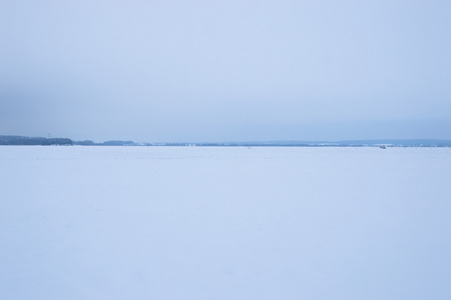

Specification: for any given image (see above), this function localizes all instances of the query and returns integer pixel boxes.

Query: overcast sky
[1,0,450,142]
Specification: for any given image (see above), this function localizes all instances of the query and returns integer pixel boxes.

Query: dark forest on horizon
[1,135,451,147]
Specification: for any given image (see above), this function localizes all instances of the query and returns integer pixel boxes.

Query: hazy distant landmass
[1,135,451,147]
[167,140,451,147]
[0,136,133,146]
[0,135,73,146]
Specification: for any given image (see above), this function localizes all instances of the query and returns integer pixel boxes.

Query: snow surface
[1,146,450,300]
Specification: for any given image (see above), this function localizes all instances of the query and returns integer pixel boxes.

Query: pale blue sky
[1,0,450,142]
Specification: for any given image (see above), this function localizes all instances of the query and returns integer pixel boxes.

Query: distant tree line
[0,136,140,146]
[73,140,138,146]
[0,136,73,145]
[1,135,450,147]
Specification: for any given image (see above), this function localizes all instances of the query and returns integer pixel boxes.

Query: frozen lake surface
[1,146,450,299]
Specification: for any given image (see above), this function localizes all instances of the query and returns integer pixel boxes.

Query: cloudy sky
[1,0,450,142]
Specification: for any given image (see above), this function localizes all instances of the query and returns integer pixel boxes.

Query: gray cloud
[1,0,450,142]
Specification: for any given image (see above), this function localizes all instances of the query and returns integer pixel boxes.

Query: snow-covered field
[1,146,450,300]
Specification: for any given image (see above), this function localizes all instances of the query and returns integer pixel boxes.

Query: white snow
[1,146,450,299]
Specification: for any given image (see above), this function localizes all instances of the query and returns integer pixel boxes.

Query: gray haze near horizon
[1,1,450,143]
